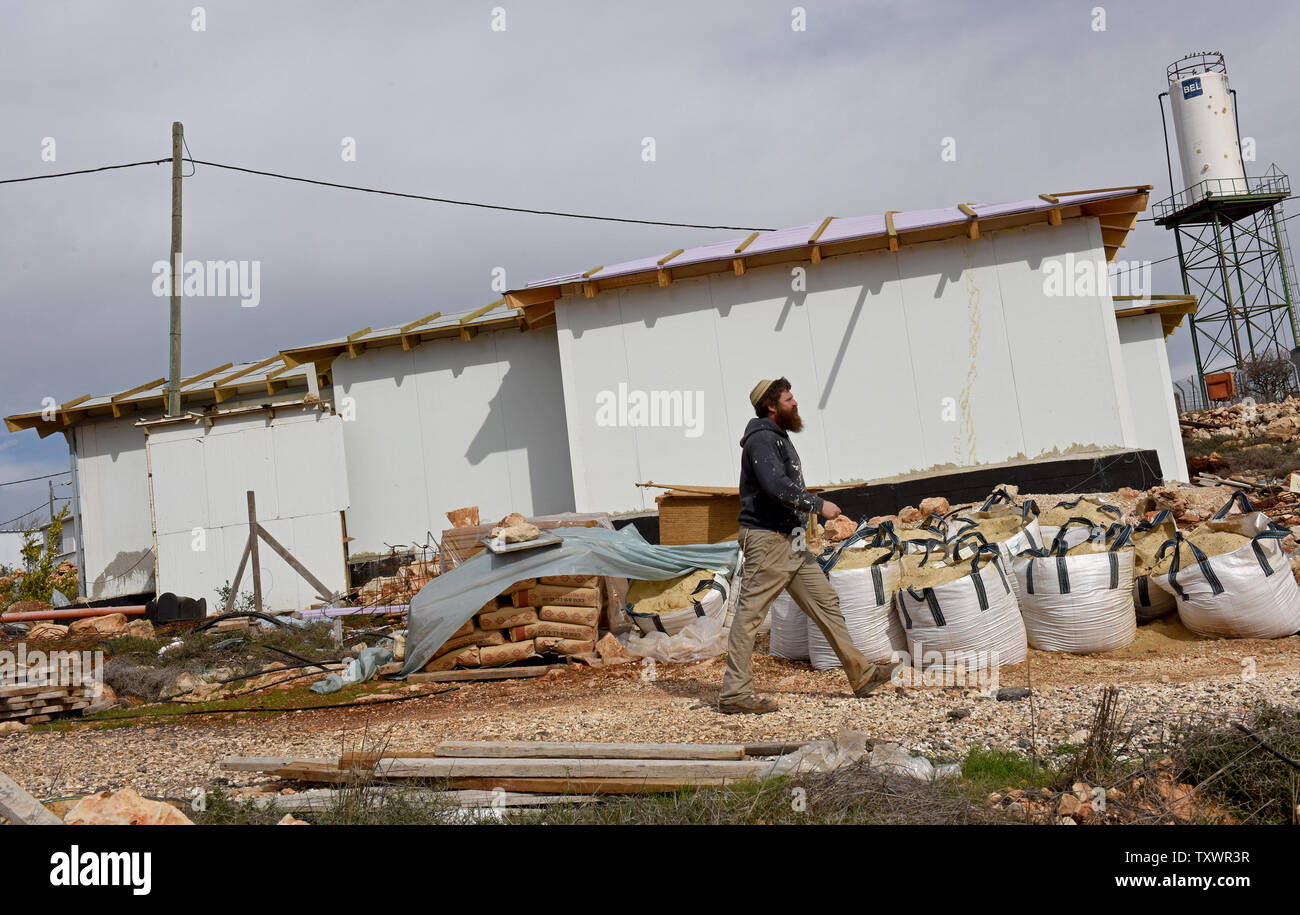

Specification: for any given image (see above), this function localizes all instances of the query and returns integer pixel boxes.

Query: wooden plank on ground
[220,757,313,772]
[268,762,350,783]
[256,788,601,812]
[443,776,738,794]
[0,770,63,825]
[373,757,769,780]
[744,741,809,757]
[404,665,561,683]
[433,741,746,760]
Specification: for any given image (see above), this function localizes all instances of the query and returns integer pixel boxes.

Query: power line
[182,158,775,231]
[0,502,50,530]
[0,154,774,231]
[0,469,69,488]
[0,159,168,185]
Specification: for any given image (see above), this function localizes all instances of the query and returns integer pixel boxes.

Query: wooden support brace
[583,282,598,299]
[885,210,900,252]
[256,522,338,603]
[732,258,746,276]
[734,232,759,254]
[657,269,671,287]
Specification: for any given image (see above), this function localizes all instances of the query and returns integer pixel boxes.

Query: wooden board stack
[1,672,98,725]
[221,740,808,794]
[423,576,604,672]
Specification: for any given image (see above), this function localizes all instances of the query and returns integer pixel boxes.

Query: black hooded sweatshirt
[737,417,825,534]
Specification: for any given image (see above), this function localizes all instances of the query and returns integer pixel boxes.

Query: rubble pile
[1181,395,1300,442]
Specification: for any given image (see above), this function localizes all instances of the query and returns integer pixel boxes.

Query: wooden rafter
[400,311,442,350]
[884,211,900,252]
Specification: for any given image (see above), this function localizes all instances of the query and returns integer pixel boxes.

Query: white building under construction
[5,184,1193,610]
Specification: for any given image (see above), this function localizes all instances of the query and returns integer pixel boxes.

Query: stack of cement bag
[424,575,603,671]
[895,537,1027,672]
[1012,520,1137,653]
[1148,493,1300,639]
[1131,510,1179,621]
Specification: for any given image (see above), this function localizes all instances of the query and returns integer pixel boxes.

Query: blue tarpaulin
[399,525,739,676]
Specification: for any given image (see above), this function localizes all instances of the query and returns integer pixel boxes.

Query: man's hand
[820,500,842,520]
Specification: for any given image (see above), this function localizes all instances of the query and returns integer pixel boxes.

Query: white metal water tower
[1155,51,1298,404]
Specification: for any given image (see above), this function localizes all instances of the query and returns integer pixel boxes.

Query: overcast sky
[2,0,1298,527]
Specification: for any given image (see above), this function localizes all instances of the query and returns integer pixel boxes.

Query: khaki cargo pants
[720,526,877,702]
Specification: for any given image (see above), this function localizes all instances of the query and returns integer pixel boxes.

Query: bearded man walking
[718,378,896,714]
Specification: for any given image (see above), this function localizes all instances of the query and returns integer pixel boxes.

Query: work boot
[718,694,780,715]
[853,661,901,698]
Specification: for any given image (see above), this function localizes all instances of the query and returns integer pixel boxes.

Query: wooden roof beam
[345,327,372,359]
[459,298,506,325]
[884,211,900,252]
[958,203,979,239]
[59,394,92,426]
[1050,185,1153,198]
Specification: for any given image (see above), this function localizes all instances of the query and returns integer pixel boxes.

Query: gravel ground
[3,625,1299,802]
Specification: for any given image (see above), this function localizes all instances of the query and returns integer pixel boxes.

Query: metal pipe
[0,605,147,623]
[1157,92,1177,198]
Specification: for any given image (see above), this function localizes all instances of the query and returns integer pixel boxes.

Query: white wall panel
[802,252,926,483]
[1118,313,1188,483]
[147,408,348,611]
[708,266,832,487]
[73,418,154,600]
[333,325,574,554]
[989,220,1132,457]
[894,234,1026,469]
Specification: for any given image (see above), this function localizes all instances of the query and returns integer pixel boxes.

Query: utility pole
[48,480,53,523]
[167,121,183,417]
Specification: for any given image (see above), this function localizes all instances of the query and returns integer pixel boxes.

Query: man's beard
[775,403,803,432]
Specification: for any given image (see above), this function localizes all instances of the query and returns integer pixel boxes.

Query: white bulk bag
[1012,522,1137,653]
[895,546,1026,674]
[806,545,905,669]
[949,508,1043,603]
[627,570,729,637]
[1132,510,1178,622]
[724,552,770,636]
[769,590,810,660]
[1150,495,1300,639]
[1038,497,1124,551]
